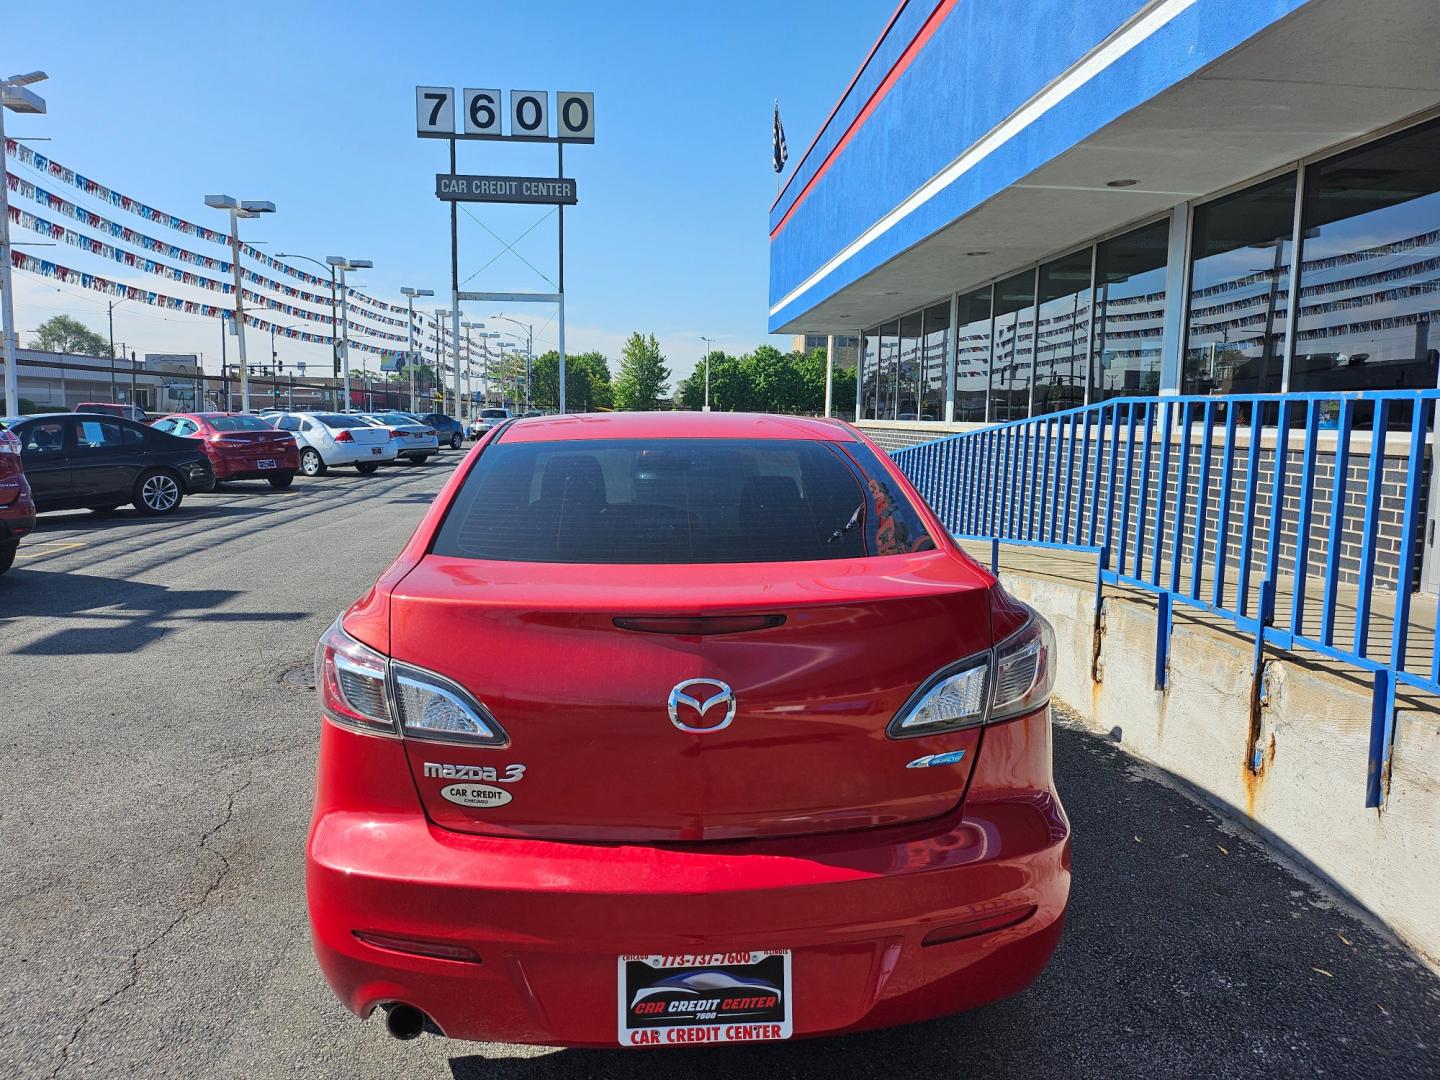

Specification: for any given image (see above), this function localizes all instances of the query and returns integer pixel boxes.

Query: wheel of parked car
[450,433,462,450]
[0,542,15,577]
[355,462,381,475]
[268,473,296,490]
[299,448,326,477]
[133,468,184,516]
[413,454,432,465]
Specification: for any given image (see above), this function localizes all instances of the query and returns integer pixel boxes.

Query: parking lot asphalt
[1,458,1437,1080]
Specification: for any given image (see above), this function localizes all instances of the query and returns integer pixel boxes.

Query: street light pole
[277,252,340,408]
[461,321,485,419]
[326,256,372,411]
[700,336,714,411]
[401,287,434,414]
[206,194,275,412]
[493,314,535,408]
[1,71,48,417]
[107,297,131,402]
[434,309,455,416]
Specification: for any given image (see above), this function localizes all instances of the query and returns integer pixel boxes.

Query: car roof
[498,411,857,444]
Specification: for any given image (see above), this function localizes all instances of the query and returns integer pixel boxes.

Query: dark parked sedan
[1,413,215,517]
[414,412,464,450]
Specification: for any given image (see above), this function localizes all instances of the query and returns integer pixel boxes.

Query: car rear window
[210,416,274,432]
[312,413,368,429]
[479,409,508,419]
[431,437,936,564]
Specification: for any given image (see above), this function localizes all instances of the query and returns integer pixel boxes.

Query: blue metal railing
[891,390,1438,808]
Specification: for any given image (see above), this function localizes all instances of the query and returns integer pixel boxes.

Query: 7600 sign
[416,87,594,143]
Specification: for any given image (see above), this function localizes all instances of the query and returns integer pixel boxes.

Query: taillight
[887,608,1055,738]
[988,613,1055,721]
[0,431,18,455]
[316,619,393,735]
[392,663,507,745]
[335,429,354,443]
[389,428,404,438]
[315,618,509,745]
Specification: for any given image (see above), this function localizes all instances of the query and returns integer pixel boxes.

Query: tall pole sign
[416,86,593,414]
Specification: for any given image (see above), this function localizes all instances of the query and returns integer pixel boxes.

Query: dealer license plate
[617,951,791,1048]
[256,459,276,469]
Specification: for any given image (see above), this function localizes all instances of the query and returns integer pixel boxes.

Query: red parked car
[307,412,1069,1049]
[0,425,36,576]
[150,412,299,488]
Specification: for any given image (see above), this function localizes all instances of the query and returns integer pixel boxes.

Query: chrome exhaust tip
[383,1003,426,1041]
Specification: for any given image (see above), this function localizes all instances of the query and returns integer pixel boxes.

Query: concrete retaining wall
[996,562,1440,965]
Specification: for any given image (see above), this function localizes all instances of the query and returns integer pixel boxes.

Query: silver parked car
[358,412,440,464]
[269,412,398,476]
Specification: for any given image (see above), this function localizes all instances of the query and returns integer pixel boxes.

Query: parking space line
[15,541,88,559]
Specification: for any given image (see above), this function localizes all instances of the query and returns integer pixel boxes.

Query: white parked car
[270,411,397,476]
[357,412,440,464]
[467,407,514,440]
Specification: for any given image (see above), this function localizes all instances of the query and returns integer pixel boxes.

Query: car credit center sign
[435,174,577,204]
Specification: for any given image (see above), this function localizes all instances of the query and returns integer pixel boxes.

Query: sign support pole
[449,137,463,421]
[558,140,567,415]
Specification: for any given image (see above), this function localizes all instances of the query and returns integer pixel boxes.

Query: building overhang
[770,0,1440,334]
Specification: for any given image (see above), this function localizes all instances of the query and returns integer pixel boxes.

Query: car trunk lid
[387,550,992,842]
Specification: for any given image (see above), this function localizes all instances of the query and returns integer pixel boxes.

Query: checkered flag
[772,99,788,174]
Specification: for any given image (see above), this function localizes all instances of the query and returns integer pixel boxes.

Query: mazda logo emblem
[667,679,737,733]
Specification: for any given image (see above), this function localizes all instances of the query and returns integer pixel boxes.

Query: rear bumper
[306,713,1070,1047]
[213,453,300,480]
[328,444,397,466]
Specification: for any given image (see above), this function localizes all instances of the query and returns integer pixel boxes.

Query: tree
[742,345,810,413]
[613,333,671,411]
[677,350,739,410]
[677,346,843,415]
[531,350,613,411]
[30,315,111,357]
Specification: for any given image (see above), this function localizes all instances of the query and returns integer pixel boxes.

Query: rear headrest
[539,453,606,509]
[739,475,800,516]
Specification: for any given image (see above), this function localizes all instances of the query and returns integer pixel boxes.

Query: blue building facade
[769,0,1440,429]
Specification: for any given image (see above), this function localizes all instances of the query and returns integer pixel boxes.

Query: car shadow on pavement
[443,723,1440,1080]
[0,568,308,655]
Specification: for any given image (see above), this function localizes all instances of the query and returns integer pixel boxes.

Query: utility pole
[1,71,49,417]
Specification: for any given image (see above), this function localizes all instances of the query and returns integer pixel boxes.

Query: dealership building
[769,0,1439,445]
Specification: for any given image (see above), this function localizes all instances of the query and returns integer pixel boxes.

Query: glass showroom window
[897,311,922,418]
[1184,172,1298,395]
[1032,248,1094,415]
[990,270,1038,420]
[860,331,879,419]
[953,286,992,422]
[1092,218,1169,401]
[876,321,899,421]
[1292,118,1440,395]
[920,301,949,420]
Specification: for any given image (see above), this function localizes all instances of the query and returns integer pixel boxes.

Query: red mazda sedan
[307,411,1069,1048]
[151,412,299,487]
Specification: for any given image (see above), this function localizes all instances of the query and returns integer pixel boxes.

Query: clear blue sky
[4,0,886,379]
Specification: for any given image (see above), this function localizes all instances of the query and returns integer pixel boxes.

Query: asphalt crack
[48,777,254,1079]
